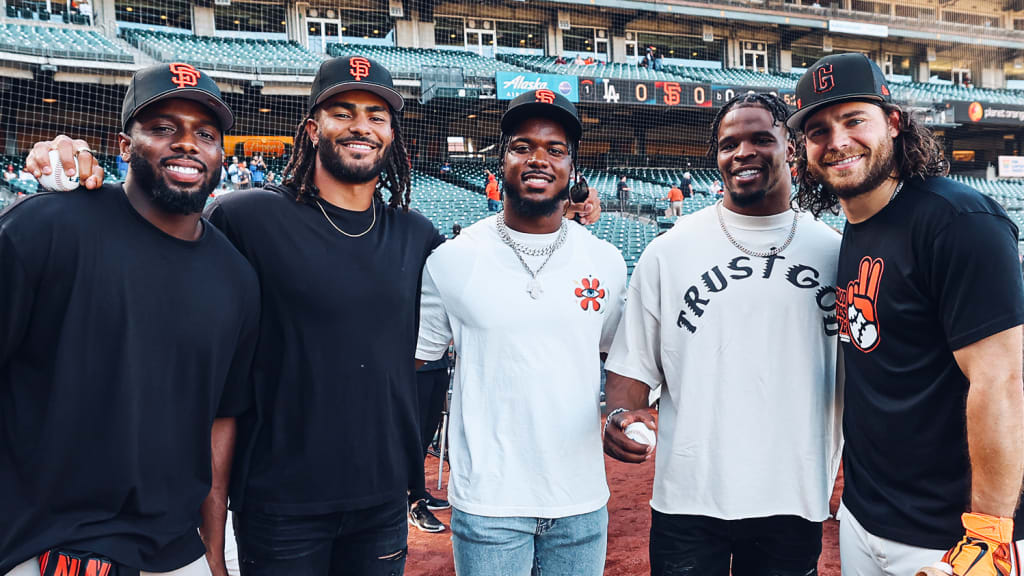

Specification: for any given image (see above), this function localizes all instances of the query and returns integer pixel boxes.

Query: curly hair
[282,109,412,211]
[707,92,793,158]
[794,102,948,217]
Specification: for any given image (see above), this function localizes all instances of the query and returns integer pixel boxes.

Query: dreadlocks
[794,102,948,218]
[282,110,413,211]
[708,92,792,158]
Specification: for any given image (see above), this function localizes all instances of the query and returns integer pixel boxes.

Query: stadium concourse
[2,0,1024,573]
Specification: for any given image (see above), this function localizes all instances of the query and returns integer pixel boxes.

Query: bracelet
[604,408,629,437]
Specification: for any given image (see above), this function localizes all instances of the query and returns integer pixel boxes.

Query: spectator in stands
[3,164,15,185]
[584,56,595,65]
[439,160,452,180]
[791,52,1024,576]
[10,63,256,576]
[644,46,655,69]
[574,54,587,65]
[249,155,266,187]
[227,156,240,188]
[653,49,664,72]
[665,183,684,216]
[116,154,129,180]
[681,171,695,198]
[415,88,625,576]
[554,56,568,65]
[235,160,251,191]
[407,352,452,533]
[485,169,501,211]
[617,175,631,211]
[452,223,462,237]
[604,92,841,576]
[710,178,724,196]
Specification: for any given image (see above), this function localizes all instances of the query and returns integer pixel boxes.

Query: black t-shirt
[617,180,629,198]
[681,176,693,198]
[0,184,259,573]
[837,176,1024,549]
[206,185,443,515]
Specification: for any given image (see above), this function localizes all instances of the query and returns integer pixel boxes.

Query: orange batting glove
[942,513,1015,576]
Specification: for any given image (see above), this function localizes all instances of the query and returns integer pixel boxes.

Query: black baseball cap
[786,53,892,132]
[121,62,234,132]
[501,89,582,141]
[308,55,404,114]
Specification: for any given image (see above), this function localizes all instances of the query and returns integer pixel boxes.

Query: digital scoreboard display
[578,77,796,109]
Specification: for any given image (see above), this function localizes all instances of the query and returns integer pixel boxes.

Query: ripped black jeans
[649,510,821,576]
[234,499,407,576]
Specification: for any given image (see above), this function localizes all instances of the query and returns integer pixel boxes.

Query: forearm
[606,371,652,412]
[967,377,1024,517]
[200,418,236,576]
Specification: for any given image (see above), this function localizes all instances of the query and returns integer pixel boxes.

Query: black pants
[234,499,407,576]
[649,510,821,576]
[407,367,448,503]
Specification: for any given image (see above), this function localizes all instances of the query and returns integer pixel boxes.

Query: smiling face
[803,100,899,200]
[501,116,573,218]
[306,90,393,184]
[715,104,794,212]
[119,97,224,215]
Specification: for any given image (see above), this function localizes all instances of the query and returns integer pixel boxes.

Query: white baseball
[625,422,656,447]
[38,149,80,192]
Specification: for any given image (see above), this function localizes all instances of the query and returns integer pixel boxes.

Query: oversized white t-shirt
[417,215,626,518]
[605,204,843,522]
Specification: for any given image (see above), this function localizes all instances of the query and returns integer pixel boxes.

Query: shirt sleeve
[929,212,1024,351]
[216,277,260,418]
[416,258,453,362]
[0,216,36,371]
[603,251,665,389]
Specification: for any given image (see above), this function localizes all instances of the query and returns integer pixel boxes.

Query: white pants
[5,554,211,576]
[839,502,1024,576]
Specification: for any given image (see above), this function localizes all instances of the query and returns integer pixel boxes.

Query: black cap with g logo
[786,53,892,132]
[501,89,583,142]
[308,55,404,114]
[121,62,234,132]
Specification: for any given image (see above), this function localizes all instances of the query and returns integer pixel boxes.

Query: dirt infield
[407,418,843,576]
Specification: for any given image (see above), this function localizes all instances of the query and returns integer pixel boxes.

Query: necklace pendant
[527,279,543,299]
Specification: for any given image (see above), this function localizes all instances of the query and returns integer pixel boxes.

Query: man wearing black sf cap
[414,89,625,575]
[789,53,1024,576]
[2,63,259,576]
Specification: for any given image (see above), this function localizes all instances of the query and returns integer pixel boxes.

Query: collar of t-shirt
[718,204,794,231]
[503,223,564,265]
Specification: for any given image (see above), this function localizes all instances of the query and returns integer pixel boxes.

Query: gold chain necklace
[315,197,376,238]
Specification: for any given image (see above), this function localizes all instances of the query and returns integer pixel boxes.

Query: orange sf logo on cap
[535,89,556,104]
[350,57,371,81]
[169,63,200,88]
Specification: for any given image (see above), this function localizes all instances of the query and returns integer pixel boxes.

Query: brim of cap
[312,82,405,112]
[786,93,884,131]
[124,88,235,132]
[501,102,582,141]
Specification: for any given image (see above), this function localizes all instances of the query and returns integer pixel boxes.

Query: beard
[502,177,570,218]
[811,138,896,200]
[129,153,216,215]
[727,187,767,208]
[318,132,389,184]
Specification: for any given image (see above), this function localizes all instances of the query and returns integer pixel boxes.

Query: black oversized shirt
[0,184,259,573]
[837,176,1024,548]
[206,185,443,514]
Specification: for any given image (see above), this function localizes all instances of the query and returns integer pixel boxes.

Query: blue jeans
[451,506,608,576]
[488,199,501,212]
[233,498,407,576]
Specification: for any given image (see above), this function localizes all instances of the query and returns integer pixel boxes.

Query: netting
[3,0,1024,264]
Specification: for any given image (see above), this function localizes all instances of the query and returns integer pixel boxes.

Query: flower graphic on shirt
[575,277,606,311]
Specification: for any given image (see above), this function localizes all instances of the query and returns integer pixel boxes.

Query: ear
[117,132,131,160]
[785,137,796,164]
[886,109,901,139]
[304,117,319,146]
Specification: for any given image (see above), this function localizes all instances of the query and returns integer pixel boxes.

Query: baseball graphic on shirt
[847,256,884,352]
[38,149,80,192]
[625,422,656,447]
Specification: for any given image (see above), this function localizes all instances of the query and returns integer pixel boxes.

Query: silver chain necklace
[496,213,568,299]
[715,201,799,258]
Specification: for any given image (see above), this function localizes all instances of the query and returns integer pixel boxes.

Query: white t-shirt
[605,204,843,522]
[417,215,626,518]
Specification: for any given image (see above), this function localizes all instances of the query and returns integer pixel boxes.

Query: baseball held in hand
[39,149,80,192]
[624,422,656,447]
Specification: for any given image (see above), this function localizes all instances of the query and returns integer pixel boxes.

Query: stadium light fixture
[160,14,167,20]
[259,108,272,113]
[467,114,477,119]
[125,6,132,11]
[42,98,57,104]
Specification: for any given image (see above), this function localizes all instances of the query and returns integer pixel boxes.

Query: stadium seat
[328,45,528,79]
[0,23,133,63]
[122,29,324,75]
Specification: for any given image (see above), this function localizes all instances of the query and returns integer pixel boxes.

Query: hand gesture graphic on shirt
[847,257,884,352]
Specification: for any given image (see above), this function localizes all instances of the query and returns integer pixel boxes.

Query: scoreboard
[578,77,796,110]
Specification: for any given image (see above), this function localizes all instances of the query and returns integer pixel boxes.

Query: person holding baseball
[603,92,843,576]
[1,63,258,576]
[790,53,1024,576]
[415,89,626,575]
